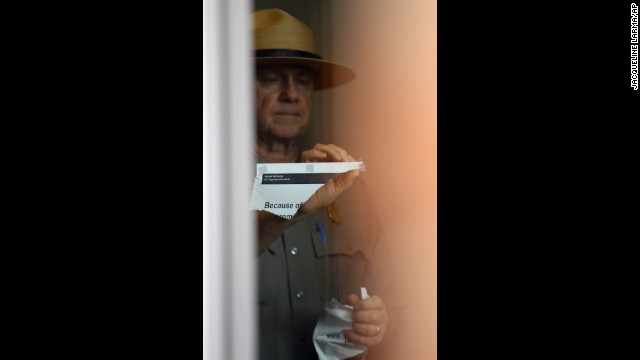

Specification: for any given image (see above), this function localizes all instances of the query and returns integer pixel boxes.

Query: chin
[273,127,305,140]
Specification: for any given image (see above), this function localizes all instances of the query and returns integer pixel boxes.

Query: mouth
[275,112,302,116]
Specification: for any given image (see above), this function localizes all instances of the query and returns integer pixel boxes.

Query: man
[253,9,402,360]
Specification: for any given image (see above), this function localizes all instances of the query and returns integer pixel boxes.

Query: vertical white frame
[203,0,255,359]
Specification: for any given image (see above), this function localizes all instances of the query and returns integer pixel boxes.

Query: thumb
[299,170,359,214]
[344,294,360,306]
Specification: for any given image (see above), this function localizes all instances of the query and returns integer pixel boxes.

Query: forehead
[256,65,314,76]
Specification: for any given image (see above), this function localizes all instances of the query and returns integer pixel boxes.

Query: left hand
[344,294,389,347]
[297,143,360,215]
[301,143,356,163]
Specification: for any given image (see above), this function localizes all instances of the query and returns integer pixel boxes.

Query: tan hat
[253,8,356,90]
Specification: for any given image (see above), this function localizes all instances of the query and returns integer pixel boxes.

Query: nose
[279,77,300,102]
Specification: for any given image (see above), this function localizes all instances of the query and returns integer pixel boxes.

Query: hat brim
[255,57,356,90]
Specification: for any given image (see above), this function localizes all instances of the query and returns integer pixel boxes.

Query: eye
[260,73,282,87]
[296,75,313,88]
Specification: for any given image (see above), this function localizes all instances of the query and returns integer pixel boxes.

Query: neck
[256,136,300,163]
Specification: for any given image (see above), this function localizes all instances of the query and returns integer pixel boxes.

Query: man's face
[256,65,314,141]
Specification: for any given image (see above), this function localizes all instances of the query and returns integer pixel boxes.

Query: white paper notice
[250,162,363,219]
[312,298,368,360]
[311,286,371,360]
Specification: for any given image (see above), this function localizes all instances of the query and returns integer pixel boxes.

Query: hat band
[255,49,322,60]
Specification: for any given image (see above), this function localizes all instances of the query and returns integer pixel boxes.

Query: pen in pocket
[316,220,327,246]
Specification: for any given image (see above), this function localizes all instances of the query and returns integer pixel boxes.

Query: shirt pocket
[311,230,368,303]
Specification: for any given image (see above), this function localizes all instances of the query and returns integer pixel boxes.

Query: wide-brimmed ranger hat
[253,8,356,90]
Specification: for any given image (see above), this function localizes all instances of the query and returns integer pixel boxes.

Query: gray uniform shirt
[258,177,399,360]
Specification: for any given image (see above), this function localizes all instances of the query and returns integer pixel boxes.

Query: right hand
[298,143,359,214]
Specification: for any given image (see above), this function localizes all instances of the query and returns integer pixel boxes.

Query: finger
[313,143,348,162]
[330,170,359,194]
[344,294,360,306]
[354,295,386,311]
[327,144,348,161]
[351,322,381,337]
[298,170,358,213]
[301,148,328,162]
[351,309,385,325]
[344,329,383,347]
[328,144,348,162]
